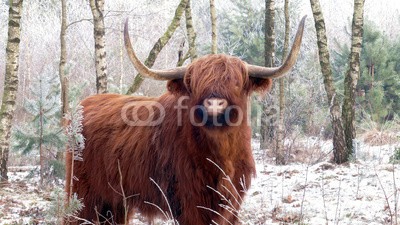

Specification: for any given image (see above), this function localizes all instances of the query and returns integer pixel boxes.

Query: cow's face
[168,54,272,128]
[124,16,306,128]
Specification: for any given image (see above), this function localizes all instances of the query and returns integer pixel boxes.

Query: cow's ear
[167,79,188,95]
[248,77,273,94]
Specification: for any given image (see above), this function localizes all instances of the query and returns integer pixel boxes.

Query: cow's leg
[110,203,128,225]
[213,169,249,225]
[68,175,103,224]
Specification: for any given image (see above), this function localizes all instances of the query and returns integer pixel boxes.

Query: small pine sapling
[12,67,66,185]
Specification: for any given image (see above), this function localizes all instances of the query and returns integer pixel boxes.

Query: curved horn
[124,19,186,80]
[248,15,307,79]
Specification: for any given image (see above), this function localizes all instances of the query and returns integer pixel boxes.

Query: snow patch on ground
[242,161,399,224]
[0,167,51,225]
[241,139,400,224]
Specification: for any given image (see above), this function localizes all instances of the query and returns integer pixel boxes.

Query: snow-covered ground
[0,167,51,224]
[241,138,400,225]
[0,138,399,224]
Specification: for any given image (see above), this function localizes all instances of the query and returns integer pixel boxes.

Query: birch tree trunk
[260,0,276,151]
[89,0,108,94]
[39,94,44,185]
[185,0,198,60]
[0,0,24,182]
[119,21,125,93]
[342,0,365,154]
[59,0,68,120]
[176,0,198,67]
[58,0,68,161]
[275,0,290,165]
[210,0,217,54]
[310,0,347,163]
[126,0,188,95]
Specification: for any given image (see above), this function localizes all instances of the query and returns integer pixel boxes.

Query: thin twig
[66,18,93,29]
[356,165,361,199]
[204,158,248,223]
[320,172,329,224]
[118,161,129,224]
[149,178,177,224]
[218,204,243,222]
[105,160,140,224]
[299,165,310,222]
[144,201,172,221]
[392,162,398,224]
[94,206,115,225]
[197,206,233,225]
[239,175,248,193]
[207,185,235,209]
[334,178,342,225]
[207,158,243,202]
[375,167,394,224]
[68,214,95,225]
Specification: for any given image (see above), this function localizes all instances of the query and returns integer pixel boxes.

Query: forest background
[0,0,400,223]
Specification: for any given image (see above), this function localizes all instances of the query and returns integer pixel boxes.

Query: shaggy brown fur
[65,54,272,224]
